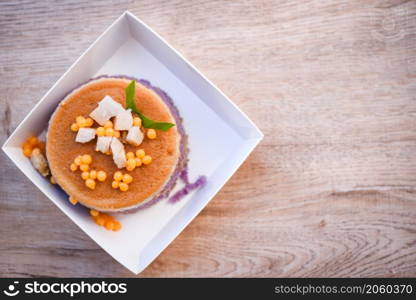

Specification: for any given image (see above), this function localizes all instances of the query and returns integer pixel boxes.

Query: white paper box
[2,11,263,274]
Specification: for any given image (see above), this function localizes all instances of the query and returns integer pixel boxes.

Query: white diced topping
[75,128,96,143]
[114,108,133,131]
[95,136,112,153]
[89,95,124,125]
[110,137,126,168]
[100,95,125,113]
[89,106,112,126]
[126,126,144,146]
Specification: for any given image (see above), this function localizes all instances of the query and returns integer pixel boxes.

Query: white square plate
[2,11,263,274]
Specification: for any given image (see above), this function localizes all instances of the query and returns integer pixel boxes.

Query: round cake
[46,76,187,212]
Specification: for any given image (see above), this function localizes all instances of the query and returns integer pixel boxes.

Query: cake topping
[125,80,175,131]
[74,155,82,165]
[104,120,113,129]
[113,171,123,181]
[95,136,112,153]
[89,95,124,125]
[79,164,90,172]
[135,157,142,167]
[81,171,90,180]
[81,154,92,164]
[111,181,119,189]
[70,116,94,132]
[147,129,157,139]
[85,117,94,127]
[142,155,152,165]
[105,127,115,137]
[95,136,111,153]
[110,137,126,168]
[126,126,144,146]
[119,182,129,192]
[136,149,145,158]
[70,163,78,171]
[126,158,136,171]
[133,117,142,127]
[111,171,134,192]
[114,108,133,131]
[70,155,107,190]
[122,173,133,184]
[85,178,96,189]
[97,170,107,182]
[75,128,96,143]
[71,123,79,132]
[96,127,105,136]
[70,81,169,171]
[88,169,97,179]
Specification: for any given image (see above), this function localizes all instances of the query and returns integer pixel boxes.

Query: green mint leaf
[136,112,176,131]
[125,80,138,112]
[125,80,175,131]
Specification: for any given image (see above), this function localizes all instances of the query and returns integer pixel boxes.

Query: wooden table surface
[1,0,416,277]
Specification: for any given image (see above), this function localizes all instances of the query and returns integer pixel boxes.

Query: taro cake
[46,76,187,212]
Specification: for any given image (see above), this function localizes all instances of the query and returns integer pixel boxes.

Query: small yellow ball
[105,127,114,137]
[126,158,136,171]
[97,170,107,182]
[74,156,82,166]
[81,171,90,180]
[81,154,92,165]
[96,127,105,137]
[135,157,142,167]
[85,118,94,127]
[70,123,79,132]
[89,169,97,180]
[85,178,96,190]
[136,149,145,158]
[122,174,133,184]
[142,155,152,165]
[111,180,119,189]
[70,163,78,172]
[104,120,113,129]
[113,171,123,181]
[80,164,90,172]
[76,116,86,127]
[126,152,135,159]
[133,117,142,127]
[147,129,157,139]
[119,182,129,192]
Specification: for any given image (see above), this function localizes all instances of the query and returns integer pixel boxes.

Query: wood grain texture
[1,0,416,277]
